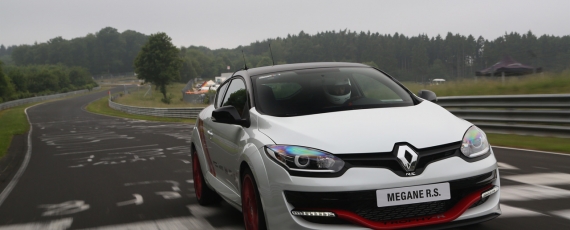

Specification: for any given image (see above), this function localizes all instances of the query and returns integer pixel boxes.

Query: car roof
[238,62,369,77]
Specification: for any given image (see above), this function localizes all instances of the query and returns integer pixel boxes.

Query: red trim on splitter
[197,119,216,176]
[324,184,493,230]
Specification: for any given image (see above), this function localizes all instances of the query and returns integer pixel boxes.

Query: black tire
[241,167,267,230]
[192,149,220,205]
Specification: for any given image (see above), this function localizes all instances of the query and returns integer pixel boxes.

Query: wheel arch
[239,152,270,230]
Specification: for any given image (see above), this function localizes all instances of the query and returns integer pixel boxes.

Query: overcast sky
[1,0,570,49]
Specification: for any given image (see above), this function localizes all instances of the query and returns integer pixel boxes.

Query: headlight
[460,126,490,158]
[264,145,345,172]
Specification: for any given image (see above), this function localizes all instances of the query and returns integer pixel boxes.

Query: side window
[215,83,229,108]
[221,79,248,116]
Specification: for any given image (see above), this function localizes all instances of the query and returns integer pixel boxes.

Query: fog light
[481,186,499,199]
[291,210,336,217]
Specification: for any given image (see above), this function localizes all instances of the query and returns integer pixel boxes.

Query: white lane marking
[54,144,158,155]
[92,216,215,230]
[124,180,180,190]
[501,185,570,201]
[156,191,182,199]
[187,180,194,183]
[504,173,570,185]
[494,146,570,157]
[0,218,72,230]
[551,209,570,220]
[181,159,191,164]
[0,105,39,208]
[116,194,143,206]
[39,200,90,216]
[499,204,545,218]
[497,162,519,170]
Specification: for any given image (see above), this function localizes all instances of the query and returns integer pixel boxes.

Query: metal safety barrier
[0,87,101,111]
[108,97,204,119]
[437,94,570,138]
[106,92,570,137]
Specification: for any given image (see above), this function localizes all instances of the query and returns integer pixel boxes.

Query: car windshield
[252,67,415,117]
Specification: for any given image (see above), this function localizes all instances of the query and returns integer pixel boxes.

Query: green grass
[115,83,206,108]
[86,96,196,124]
[96,76,139,85]
[0,104,35,158]
[488,133,570,154]
[403,71,570,96]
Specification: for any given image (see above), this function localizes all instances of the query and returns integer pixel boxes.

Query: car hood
[256,101,472,154]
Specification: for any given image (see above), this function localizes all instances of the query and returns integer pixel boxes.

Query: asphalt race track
[0,88,570,229]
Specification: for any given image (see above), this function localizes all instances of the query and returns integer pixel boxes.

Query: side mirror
[212,106,250,127]
[417,90,437,102]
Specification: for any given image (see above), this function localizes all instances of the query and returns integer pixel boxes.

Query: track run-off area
[0,88,570,229]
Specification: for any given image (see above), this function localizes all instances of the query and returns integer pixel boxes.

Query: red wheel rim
[242,174,259,230]
[192,152,202,200]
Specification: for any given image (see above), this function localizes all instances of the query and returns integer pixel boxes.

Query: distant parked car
[432,78,446,85]
[190,62,500,230]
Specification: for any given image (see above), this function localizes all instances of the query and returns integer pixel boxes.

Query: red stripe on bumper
[327,184,493,230]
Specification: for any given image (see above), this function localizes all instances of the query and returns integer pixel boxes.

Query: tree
[179,56,199,83]
[411,42,429,83]
[256,57,272,67]
[8,69,27,92]
[0,61,15,102]
[134,32,182,103]
[69,67,91,87]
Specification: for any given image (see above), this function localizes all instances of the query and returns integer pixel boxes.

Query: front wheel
[241,168,267,230]
[192,149,219,205]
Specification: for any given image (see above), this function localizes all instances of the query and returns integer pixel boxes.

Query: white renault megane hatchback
[190,62,500,230]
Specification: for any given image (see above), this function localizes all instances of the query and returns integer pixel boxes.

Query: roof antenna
[241,50,248,70]
[269,43,275,66]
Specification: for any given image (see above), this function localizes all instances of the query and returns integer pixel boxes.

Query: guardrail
[0,87,101,111]
[437,94,570,138]
[108,89,205,119]
[106,92,570,137]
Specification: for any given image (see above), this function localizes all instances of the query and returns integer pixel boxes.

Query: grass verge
[86,96,196,124]
[0,104,34,158]
[488,133,570,154]
[403,71,570,96]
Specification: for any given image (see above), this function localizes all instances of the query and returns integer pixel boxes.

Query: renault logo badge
[396,145,418,172]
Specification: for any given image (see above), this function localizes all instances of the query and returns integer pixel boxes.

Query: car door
[203,77,249,202]
[201,80,229,178]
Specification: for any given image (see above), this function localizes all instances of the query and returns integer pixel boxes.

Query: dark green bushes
[0,63,97,102]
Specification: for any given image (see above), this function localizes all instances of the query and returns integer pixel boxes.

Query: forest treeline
[186,30,570,82]
[0,62,97,103]
[6,27,148,75]
[2,28,570,83]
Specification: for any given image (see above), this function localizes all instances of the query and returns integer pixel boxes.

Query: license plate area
[376,182,450,207]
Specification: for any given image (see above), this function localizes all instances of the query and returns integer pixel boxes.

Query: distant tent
[475,56,542,77]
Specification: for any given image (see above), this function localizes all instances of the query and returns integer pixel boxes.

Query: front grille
[335,141,461,177]
[286,171,496,224]
[355,200,450,221]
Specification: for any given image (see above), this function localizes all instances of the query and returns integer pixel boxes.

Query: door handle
[206,130,213,139]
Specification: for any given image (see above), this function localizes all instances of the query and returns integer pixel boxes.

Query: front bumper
[287,171,497,229]
[259,148,500,230]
